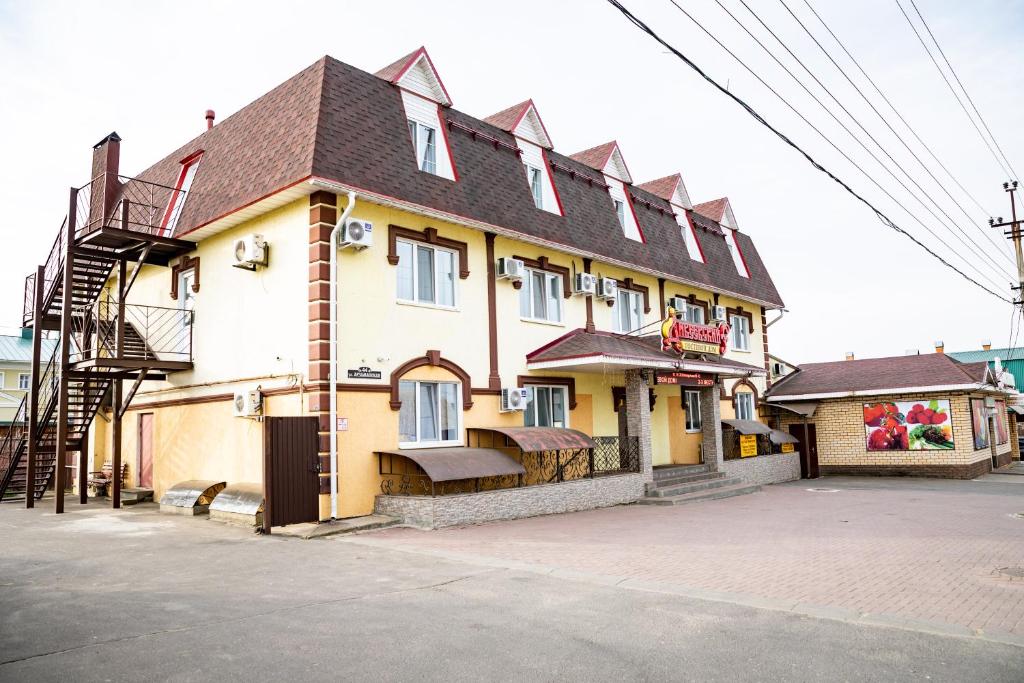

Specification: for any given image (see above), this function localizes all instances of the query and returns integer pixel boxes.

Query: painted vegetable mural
[863,400,954,451]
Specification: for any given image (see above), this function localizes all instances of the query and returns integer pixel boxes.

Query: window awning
[375,447,526,482]
[721,419,773,435]
[468,426,596,452]
[1007,404,1024,416]
[764,401,819,418]
[769,429,800,445]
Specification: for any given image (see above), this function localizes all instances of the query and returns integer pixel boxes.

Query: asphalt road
[0,497,1021,682]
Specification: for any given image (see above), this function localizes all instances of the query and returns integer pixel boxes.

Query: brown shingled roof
[569,141,618,171]
[768,354,994,399]
[483,100,532,131]
[637,174,682,203]
[693,197,728,223]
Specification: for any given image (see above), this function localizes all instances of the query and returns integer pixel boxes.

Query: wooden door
[263,417,320,530]
[788,422,820,479]
[137,413,154,488]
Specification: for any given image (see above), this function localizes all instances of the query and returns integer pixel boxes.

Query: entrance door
[137,413,154,488]
[263,417,320,529]
[788,422,819,479]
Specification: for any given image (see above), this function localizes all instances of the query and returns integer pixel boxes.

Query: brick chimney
[844,351,855,361]
[982,340,992,351]
[205,109,215,130]
[90,132,122,226]
[934,340,944,354]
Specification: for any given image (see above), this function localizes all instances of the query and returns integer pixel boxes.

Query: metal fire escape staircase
[0,174,196,508]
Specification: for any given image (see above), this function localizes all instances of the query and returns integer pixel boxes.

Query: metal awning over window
[374,447,526,482]
[721,419,772,435]
[1007,405,1024,416]
[467,426,596,452]
[764,401,819,418]
[769,429,800,445]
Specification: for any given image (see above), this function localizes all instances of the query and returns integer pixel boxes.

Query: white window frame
[735,392,755,421]
[398,379,463,448]
[685,390,702,432]
[0,372,6,389]
[613,198,625,228]
[526,164,543,209]
[730,314,751,351]
[524,385,570,428]
[614,289,644,333]
[395,239,458,310]
[161,153,202,236]
[179,269,196,327]
[519,269,563,324]
[18,373,30,390]
[684,303,705,325]
[407,119,438,175]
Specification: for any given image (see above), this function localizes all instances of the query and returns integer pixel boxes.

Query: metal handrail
[70,299,193,363]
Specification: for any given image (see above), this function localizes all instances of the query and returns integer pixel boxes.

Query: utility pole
[990,180,1023,305]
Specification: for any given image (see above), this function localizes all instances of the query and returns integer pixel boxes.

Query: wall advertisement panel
[863,400,954,451]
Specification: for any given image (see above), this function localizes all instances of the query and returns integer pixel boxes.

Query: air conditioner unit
[668,296,687,312]
[597,277,618,300]
[574,272,597,296]
[233,234,268,270]
[497,257,525,281]
[711,305,727,322]
[500,387,529,412]
[233,388,262,418]
[340,218,373,250]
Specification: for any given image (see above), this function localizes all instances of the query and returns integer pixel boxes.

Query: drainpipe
[329,191,357,519]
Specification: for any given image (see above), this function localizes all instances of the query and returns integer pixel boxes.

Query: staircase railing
[70,299,193,364]
[0,341,60,496]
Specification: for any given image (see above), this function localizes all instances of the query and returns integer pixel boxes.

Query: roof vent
[844,352,855,361]
[905,349,920,356]
[982,340,992,351]
[934,340,945,354]
[205,109,216,130]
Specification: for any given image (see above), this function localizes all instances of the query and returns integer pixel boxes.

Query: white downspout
[329,191,356,519]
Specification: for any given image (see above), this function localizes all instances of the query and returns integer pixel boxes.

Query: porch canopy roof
[764,401,819,418]
[468,426,596,452]
[375,447,526,482]
[526,329,767,377]
[721,419,773,435]
[769,429,800,445]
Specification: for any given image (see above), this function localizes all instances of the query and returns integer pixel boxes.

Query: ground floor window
[685,390,701,432]
[398,380,461,447]
[736,392,755,421]
[525,385,568,428]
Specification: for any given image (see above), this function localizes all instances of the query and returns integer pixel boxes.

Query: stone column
[700,381,724,472]
[624,369,653,483]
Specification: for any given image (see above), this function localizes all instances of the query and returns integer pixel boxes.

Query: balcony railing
[70,299,193,365]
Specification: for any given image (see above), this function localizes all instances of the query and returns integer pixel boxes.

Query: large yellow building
[5,48,798,526]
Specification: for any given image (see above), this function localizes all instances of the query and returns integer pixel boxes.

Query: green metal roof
[948,347,1024,363]
[0,333,57,363]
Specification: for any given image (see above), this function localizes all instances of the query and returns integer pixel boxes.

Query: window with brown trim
[727,306,754,352]
[169,255,200,300]
[387,225,470,279]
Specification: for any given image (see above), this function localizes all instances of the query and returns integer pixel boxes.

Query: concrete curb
[339,536,1024,650]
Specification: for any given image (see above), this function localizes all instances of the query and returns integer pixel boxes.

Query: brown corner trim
[169,255,200,300]
[517,375,577,409]
[388,224,470,279]
[485,233,501,390]
[583,258,595,333]
[389,350,474,411]
[513,254,572,299]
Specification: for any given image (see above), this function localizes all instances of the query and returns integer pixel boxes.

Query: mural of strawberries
[863,400,954,451]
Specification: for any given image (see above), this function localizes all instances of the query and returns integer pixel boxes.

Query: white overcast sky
[1,0,1022,363]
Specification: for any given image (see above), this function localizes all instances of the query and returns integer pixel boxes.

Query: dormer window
[613,199,625,228]
[526,165,543,209]
[569,141,644,242]
[408,120,437,174]
[484,100,563,216]
[160,150,202,236]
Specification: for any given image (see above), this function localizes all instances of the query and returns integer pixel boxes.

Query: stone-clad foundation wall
[723,453,801,486]
[374,474,645,529]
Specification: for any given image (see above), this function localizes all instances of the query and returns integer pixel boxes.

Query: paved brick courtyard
[360,477,1024,639]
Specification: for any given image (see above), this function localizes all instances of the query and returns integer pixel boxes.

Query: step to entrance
[638,482,761,506]
[647,474,745,498]
[121,488,154,505]
[652,464,710,481]
[650,470,725,488]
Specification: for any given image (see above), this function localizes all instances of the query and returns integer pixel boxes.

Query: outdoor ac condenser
[233,389,262,418]
[500,387,529,412]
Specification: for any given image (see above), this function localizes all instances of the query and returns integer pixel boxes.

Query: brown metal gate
[263,416,320,531]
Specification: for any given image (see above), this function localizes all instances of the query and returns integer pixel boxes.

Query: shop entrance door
[262,416,320,531]
[788,423,819,479]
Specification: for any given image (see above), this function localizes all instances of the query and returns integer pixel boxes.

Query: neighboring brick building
[765,353,1016,479]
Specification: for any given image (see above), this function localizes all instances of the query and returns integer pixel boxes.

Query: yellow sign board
[739,434,758,457]
[679,340,721,355]
[781,442,795,454]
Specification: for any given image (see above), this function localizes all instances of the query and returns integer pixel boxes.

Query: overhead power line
[772,0,1016,270]
[799,0,993,218]
[715,0,1015,283]
[909,0,1020,182]
[602,0,1012,303]
[895,0,1017,181]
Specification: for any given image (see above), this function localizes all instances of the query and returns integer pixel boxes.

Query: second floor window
[526,165,543,209]
[396,240,456,308]
[407,120,437,175]
[730,314,750,351]
[398,380,461,447]
[684,303,705,325]
[519,270,562,323]
[685,390,701,432]
[735,392,755,421]
[524,385,568,428]
[18,373,29,390]
[614,289,643,333]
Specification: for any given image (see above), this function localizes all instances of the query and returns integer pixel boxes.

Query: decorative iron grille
[592,436,641,474]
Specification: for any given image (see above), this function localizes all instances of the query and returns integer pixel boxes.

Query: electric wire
[894,0,1015,181]
[603,0,1012,303]
[716,0,1014,282]
[909,0,1020,182]
[772,0,1016,269]
[799,0,993,218]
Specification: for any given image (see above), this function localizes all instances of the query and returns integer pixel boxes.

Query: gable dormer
[377,47,457,181]
[693,197,750,278]
[638,174,703,262]
[485,100,561,215]
[570,141,643,242]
